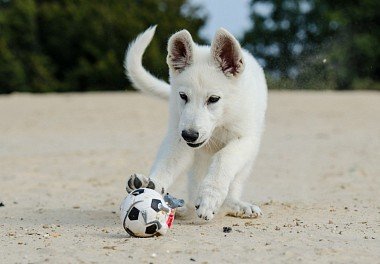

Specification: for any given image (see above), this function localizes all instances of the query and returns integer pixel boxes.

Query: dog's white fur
[125,26,267,221]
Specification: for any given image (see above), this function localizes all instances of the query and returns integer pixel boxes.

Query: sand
[0,91,379,263]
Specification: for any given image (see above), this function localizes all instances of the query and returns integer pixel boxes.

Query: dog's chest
[203,126,235,153]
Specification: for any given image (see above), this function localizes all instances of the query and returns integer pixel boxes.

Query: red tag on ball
[166,210,175,228]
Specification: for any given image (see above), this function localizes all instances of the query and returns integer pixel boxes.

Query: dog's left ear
[211,28,245,77]
[167,30,194,73]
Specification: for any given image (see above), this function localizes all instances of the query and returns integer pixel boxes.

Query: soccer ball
[120,188,172,237]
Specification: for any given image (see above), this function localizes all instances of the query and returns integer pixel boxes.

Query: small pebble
[223,227,232,233]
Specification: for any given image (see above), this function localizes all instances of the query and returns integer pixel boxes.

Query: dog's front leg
[149,133,194,194]
[126,133,194,195]
[195,137,254,220]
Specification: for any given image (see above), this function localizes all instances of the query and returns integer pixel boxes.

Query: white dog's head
[166,28,245,148]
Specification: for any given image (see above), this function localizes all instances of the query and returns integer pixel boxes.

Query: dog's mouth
[187,140,206,148]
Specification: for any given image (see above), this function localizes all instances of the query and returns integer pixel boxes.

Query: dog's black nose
[181,130,199,143]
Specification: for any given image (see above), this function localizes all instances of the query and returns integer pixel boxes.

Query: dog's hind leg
[222,162,262,218]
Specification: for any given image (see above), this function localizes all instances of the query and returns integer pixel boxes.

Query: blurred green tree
[0,0,57,92]
[0,38,26,93]
[243,0,379,90]
[325,0,380,89]
[0,0,206,93]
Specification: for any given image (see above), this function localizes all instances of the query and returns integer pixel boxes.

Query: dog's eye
[207,96,220,104]
[179,92,188,103]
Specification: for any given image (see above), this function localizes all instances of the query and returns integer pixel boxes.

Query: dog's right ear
[211,28,245,77]
[167,30,193,73]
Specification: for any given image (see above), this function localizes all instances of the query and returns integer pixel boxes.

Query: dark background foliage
[243,0,380,90]
[0,0,205,93]
[0,0,378,93]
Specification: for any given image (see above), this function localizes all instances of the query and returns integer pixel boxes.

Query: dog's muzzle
[186,140,206,148]
[181,129,199,143]
[181,129,206,148]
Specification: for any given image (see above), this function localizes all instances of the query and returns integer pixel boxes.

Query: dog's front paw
[125,173,156,193]
[195,187,224,221]
[224,199,262,218]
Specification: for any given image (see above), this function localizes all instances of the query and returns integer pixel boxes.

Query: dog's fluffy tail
[124,26,170,100]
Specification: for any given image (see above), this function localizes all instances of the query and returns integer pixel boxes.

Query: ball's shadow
[1,207,119,227]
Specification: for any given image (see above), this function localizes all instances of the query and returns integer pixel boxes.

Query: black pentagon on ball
[128,207,140,220]
[131,189,145,196]
[151,199,162,212]
[145,224,158,235]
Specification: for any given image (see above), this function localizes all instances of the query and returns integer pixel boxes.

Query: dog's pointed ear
[167,30,194,73]
[211,28,245,77]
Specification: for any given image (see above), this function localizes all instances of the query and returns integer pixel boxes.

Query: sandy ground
[0,91,379,263]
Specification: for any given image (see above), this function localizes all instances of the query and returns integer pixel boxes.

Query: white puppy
[125,26,267,221]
